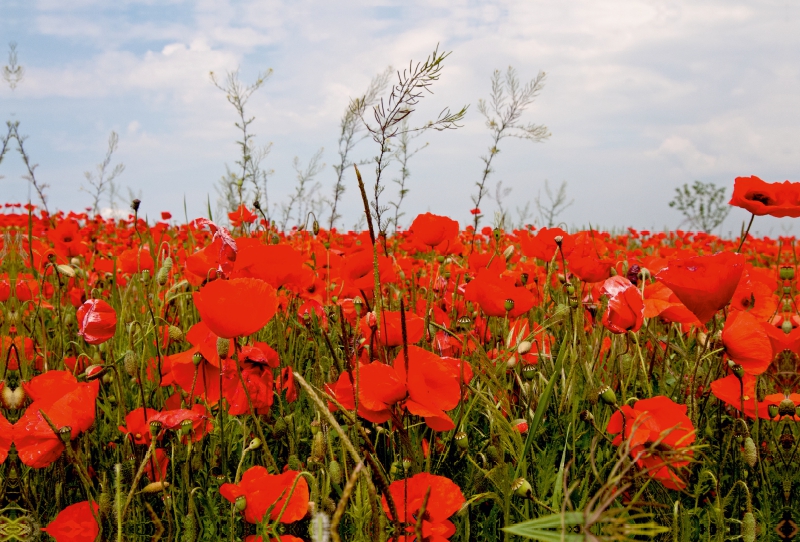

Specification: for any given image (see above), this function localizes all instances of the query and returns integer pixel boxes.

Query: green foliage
[669,180,730,232]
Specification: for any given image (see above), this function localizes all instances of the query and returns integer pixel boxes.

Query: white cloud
[2,0,800,232]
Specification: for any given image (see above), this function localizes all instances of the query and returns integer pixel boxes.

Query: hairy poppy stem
[331,462,363,542]
[736,213,755,253]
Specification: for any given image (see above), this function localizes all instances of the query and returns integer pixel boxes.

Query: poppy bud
[101,372,114,385]
[131,199,141,212]
[493,228,502,242]
[247,438,262,451]
[192,352,203,366]
[216,337,229,359]
[288,454,301,471]
[312,432,326,460]
[83,364,107,381]
[511,477,532,498]
[328,460,342,485]
[779,397,796,417]
[743,437,757,467]
[59,426,72,443]
[313,220,320,236]
[768,404,779,418]
[273,417,288,437]
[503,245,515,261]
[522,364,537,381]
[454,431,469,450]
[598,386,617,406]
[156,257,173,286]
[390,461,403,479]
[566,284,575,295]
[485,445,500,464]
[780,266,795,281]
[167,325,183,341]
[149,420,163,437]
[783,319,793,334]
[56,264,75,278]
[742,512,755,542]
[504,299,515,312]
[271,234,280,245]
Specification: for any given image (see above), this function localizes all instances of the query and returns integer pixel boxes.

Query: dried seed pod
[123,350,138,377]
[139,481,170,494]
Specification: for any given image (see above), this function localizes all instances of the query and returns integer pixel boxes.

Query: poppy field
[1,174,800,542]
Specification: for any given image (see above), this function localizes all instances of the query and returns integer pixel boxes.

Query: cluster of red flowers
[4,173,800,538]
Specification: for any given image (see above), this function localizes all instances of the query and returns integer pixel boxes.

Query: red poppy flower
[655,252,745,323]
[0,413,12,464]
[382,473,465,542]
[144,448,169,482]
[233,242,311,290]
[76,299,117,345]
[156,404,212,442]
[463,270,535,318]
[118,247,155,275]
[721,311,772,376]
[193,278,278,338]
[167,345,223,405]
[219,466,309,524]
[642,282,700,325]
[14,374,100,468]
[710,374,770,419]
[729,176,800,218]
[339,346,462,431]
[409,213,459,248]
[118,408,162,445]
[607,396,695,490]
[48,220,86,258]
[593,276,644,334]
[518,227,570,261]
[222,358,275,416]
[185,218,238,282]
[42,501,99,542]
[564,231,613,283]
[360,310,425,347]
[228,203,258,226]
[762,319,800,356]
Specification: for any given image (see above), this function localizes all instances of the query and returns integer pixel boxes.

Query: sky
[1,0,799,237]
